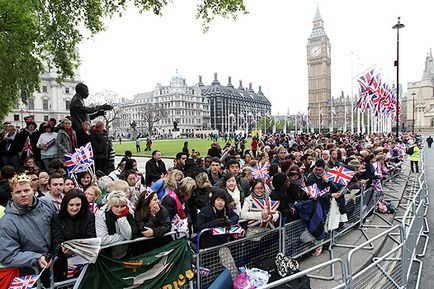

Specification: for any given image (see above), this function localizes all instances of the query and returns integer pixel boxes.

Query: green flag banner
[76,238,193,289]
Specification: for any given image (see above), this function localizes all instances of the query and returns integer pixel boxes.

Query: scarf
[104,209,135,235]
[312,169,325,179]
[289,175,305,187]
[251,191,268,200]
[64,127,76,148]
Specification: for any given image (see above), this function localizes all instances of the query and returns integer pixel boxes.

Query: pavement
[297,159,414,288]
[114,155,174,172]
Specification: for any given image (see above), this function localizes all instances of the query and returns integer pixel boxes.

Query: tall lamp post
[412,92,416,134]
[393,17,405,138]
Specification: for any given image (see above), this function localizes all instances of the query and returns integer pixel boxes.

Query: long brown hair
[135,191,156,220]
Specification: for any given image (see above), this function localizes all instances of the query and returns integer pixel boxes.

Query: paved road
[114,156,174,173]
[418,147,434,288]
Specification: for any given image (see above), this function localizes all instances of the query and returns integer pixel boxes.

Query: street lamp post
[393,17,404,139]
[412,92,416,134]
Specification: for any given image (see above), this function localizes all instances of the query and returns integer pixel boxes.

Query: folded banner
[75,238,192,289]
[62,237,102,263]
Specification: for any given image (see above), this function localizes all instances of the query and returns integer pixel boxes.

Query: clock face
[310,46,321,57]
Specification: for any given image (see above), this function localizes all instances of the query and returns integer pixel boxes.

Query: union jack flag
[212,225,245,236]
[22,136,33,157]
[372,179,383,194]
[250,163,269,180]
[303,183,321,199]
[78,143,94,164]
[332,107,337,118]
[9,274,40,289]
[396,144,406,157]
[64,151,82,173]
[172,214,188,233]
[67,264,85,278]
[248,198,280,229]
[325,166,356,186]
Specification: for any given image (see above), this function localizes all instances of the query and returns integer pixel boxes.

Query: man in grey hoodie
[0,174,55,271]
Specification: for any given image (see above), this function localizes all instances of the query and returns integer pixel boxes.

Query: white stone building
[5,70,81,129]
[113,72,211,135]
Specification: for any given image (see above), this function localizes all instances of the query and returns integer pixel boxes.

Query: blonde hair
[195,172,212,189]
[178,177,197,200]
[106,191,128,211]
[109,180,129,193]
[164,169,184,191]
[85,185,102,199]
[95,120,105,130]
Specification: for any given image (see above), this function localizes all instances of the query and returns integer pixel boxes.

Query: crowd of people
[0,120,422,285]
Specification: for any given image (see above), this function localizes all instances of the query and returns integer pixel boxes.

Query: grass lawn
[113,138,252,158]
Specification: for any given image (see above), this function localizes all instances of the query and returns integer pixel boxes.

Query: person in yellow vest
[408,140,420,173]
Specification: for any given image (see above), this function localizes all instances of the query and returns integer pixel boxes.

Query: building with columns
[5,70,81,129]
[114,72,210,135]
[406,49,434,133]
[113,72,271,135]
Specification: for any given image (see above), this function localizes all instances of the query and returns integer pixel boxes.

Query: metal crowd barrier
[346,225,405,289]
[195,219,282,289]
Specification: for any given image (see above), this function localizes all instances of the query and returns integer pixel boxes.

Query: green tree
[0,0,247,121]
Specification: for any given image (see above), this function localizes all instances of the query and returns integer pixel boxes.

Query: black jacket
[161,190,190,222]
[145,158,167,186]
[135,206,171,238]
[90,130,109,159]
[196,205,239,249]
[17,129,41,161]
[76,129,92,148]
[51,211,96,281]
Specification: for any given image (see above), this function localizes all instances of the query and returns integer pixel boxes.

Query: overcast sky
[78,0,433,114]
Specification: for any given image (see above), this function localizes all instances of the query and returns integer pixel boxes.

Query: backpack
[406,146,414,155]
[255,255,311,289]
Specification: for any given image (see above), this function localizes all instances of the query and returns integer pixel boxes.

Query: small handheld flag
[250,163,269,180]
[325,166,356,186]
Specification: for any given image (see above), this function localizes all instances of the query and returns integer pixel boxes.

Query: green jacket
[408,145,420,161]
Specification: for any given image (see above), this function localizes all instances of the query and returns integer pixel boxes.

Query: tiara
[11,174,32,185]
[143,189,153,200]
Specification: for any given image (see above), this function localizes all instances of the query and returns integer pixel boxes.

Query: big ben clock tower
[307,6,331,131]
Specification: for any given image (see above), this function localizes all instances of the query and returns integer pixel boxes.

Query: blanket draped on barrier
[75,238,192,289]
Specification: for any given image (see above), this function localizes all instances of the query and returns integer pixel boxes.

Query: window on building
[27,99,34,110]
[43,99,48,110]
[14,114,19,121]
[65,100,70,110]
[42,86,48,93]
[44,115,49,121]
[65,87,70,94]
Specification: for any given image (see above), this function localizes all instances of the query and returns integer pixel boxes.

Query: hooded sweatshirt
[0,197,55,267]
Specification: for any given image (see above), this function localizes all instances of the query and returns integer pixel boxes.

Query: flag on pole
[9,274,41,289]
[21,136,33,158]
[325,166,356,186]
[250,163,269,180]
